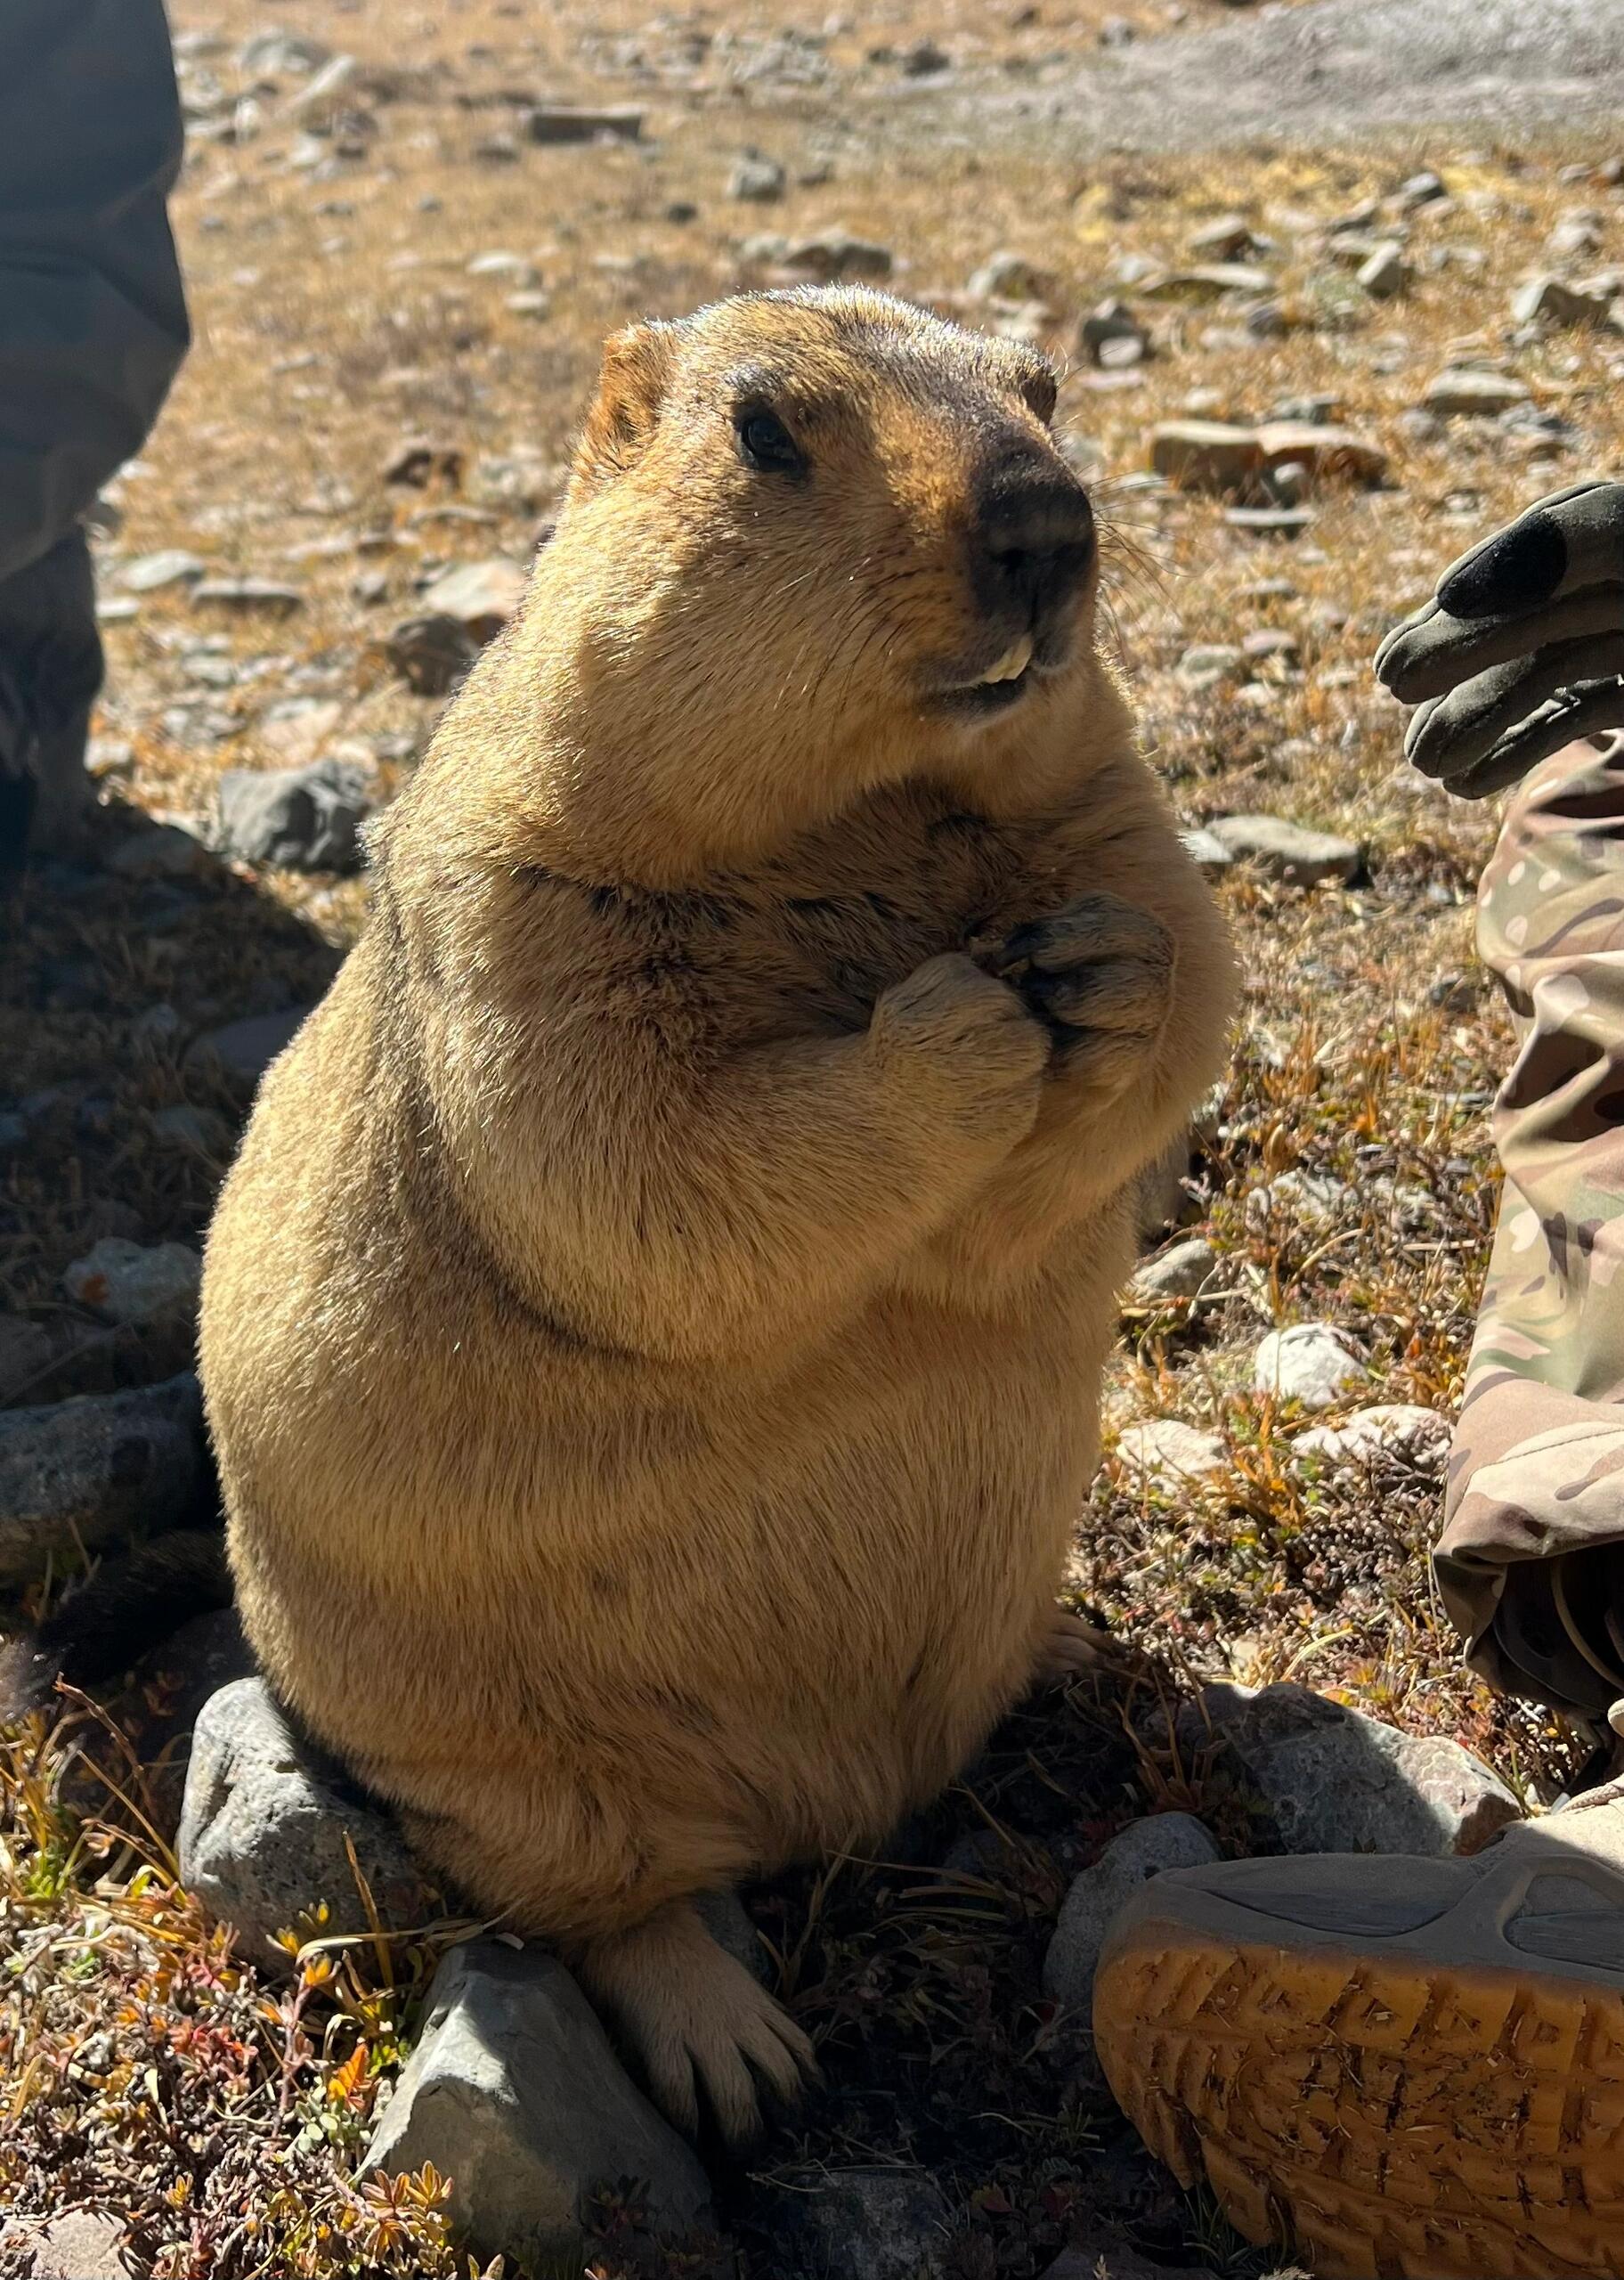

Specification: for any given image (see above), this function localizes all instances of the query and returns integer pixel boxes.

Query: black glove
[1374,479,1624,796]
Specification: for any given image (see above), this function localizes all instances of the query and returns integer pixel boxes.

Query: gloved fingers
[1376,582,1624,703]
[1411,672,1624,800]
[1376,479,1624,679]
[1437,480,1624,619]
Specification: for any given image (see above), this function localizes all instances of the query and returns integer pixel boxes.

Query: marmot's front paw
[987,892,1174,1107]
[872,952,1050,1141]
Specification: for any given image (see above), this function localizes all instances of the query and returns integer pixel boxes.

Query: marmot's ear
[571,322,679,496]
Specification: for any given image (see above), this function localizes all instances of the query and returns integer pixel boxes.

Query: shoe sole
[1094,1922,1624,2279]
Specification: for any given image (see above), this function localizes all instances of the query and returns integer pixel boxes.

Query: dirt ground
[4,1,1624,2275]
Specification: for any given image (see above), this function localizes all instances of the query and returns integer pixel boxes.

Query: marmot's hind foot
[579,1898,817,2143]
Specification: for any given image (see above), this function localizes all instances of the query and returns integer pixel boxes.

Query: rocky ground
[4,1,1624,2276]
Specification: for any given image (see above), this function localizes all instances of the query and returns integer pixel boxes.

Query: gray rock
[149,1104,232,1158]
[238,27,330,72]
[524,103,643,145]
[280,52,360,127]
[777,228,894,281]
[108,822,208,880]
[1253,1322,1364,1409]
[694,1888,770,1985]
[1178,1682,1522,1857]
[1547,211,1604,259]
[365,1941,710,2267]
[0,1316,53,1402]
[120,549,207,593]
[775,2166,950,2280]
[63,1238,202,1326]
[1208,813,1360,886]
[0,1372,207,1585]
[418,557,528,640]
[1396,167,1449,211]
[191,1006,310,1086]
[900,36,949,74]
[1224,504,1315,538]
[1149,419,1263,493]
[191,577,305,614]
[1511,273,1614,328]
[1128,1235,1219,1304]
[1422,365,1530,417]
[1188,211,1256,260]
[1116,1419,1226,1490]
[970,250,1047,300]
[1041,2249,1221,2280]
[1044,1814,1222,2011]
[0,2211,134,2278]
[1078,298,1150,367]
[218,757,371,872]
[729,152,786,201]
[1175,643,1245,689]
[1142,263,1274,301]
[1358,242,1410,297]
[383,612,479,695]
[179,1678,435,1958]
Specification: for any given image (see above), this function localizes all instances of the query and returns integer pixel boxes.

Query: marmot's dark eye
[737,408,803,474]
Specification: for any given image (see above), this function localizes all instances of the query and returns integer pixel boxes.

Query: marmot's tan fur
[199,287,1234,2137]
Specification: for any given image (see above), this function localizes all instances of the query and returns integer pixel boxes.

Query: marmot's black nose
[970,462,1095,626]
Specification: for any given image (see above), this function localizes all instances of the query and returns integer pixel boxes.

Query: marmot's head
[486,289,1128,877]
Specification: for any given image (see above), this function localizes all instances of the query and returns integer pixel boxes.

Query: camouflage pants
[1442,734,1624,1728]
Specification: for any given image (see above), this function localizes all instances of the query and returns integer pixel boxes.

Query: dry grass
[4,1,1624,2272]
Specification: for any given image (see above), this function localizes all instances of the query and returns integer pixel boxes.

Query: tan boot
[1092,1783,1624,2280]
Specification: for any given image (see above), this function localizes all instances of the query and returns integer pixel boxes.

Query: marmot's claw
[582,1901,816,2146]
[1035,1605,1141,1683]
[987,894,1173,1096]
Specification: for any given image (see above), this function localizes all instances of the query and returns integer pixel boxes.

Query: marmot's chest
[729,804,1061,1031]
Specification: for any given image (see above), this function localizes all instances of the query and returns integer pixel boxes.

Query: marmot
[199,287,1235,2138]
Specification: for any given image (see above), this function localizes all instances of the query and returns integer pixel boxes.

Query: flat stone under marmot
[199,286,1236,2138]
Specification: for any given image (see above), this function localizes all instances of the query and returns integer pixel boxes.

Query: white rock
[1294,1403,1450,1473]
[1180,826,1233,875]
[1044,1814,1222,2008]
[467,249,540,286]
[63,1239,202,1326]
[1116,1418,1227,1487]
[1175,643,1246,688]
[1253,1323,1364,1409]
[120,549,208,593]
[1208,813,1360,887]
[1245,1168,1352,1233]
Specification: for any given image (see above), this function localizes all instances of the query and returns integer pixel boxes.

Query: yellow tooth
[983,631,1034,684]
